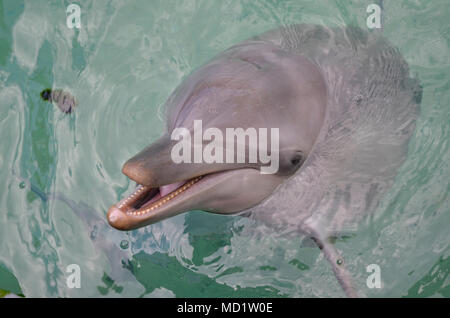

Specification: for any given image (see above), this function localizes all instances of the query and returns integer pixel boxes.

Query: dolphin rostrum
[107,25,421,297]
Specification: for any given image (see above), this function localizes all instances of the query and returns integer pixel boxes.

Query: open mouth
[113,176,204,218]
[107,165,273,231]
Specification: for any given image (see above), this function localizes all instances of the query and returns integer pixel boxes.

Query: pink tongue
[159,181,186,197]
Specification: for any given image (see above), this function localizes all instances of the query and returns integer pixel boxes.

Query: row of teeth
[117,184,150,210]
[125,176,203,217]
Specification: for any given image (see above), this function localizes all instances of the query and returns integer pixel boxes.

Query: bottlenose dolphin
[107,25,421,297]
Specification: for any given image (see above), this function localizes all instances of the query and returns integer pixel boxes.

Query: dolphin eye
[276,150,306,176]
[291,153,303,166]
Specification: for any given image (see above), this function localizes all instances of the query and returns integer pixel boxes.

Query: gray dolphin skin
[107,25,421,297]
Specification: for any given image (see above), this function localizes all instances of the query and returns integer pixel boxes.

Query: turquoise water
[0,0,448,297]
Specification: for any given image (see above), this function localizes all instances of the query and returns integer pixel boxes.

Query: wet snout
[122,133,252,187]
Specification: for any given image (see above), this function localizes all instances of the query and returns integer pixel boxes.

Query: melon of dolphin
[107,25,421,297]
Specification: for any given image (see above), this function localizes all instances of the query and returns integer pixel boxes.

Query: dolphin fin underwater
[107,24,421,297]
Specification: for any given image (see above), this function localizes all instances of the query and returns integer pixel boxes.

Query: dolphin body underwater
[107,25,421,297]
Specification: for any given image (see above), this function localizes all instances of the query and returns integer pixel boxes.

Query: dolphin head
[108,42,327,230]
